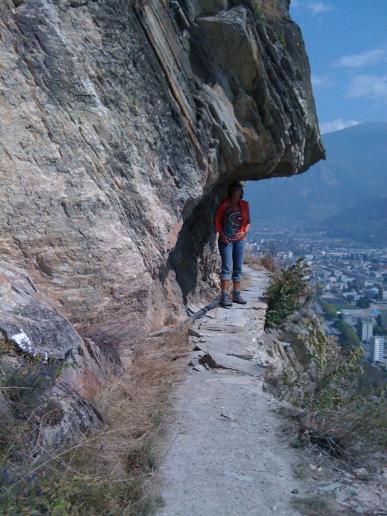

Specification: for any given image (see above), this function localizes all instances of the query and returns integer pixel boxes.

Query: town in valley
[248,226,387,371]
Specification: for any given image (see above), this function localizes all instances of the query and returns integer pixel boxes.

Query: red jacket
[214,199,250,235]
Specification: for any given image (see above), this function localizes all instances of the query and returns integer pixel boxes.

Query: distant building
[342,310,359,326]
[364,287,379,299]
[380,309,387,330]
[357,317,374,343]
[343,291,360,303]
[370,336,385,363]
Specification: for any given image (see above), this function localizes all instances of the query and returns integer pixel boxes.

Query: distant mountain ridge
[246,122,387,244]
[324,197,387,245]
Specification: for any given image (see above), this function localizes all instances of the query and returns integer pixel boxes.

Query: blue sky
[290,0,387,133]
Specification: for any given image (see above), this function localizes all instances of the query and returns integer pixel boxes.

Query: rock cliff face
[0,0,324,445]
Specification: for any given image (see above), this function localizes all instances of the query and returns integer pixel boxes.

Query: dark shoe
[220,292,232,308]
[232,291,247,304]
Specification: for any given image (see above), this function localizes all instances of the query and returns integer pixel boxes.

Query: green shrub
[265,257,311,328]
[253,3,265,22]
[274,29,287,49]
[334,319,361,349]
[356,297,370,308]
[322,302,337,320]
[274,321,387,454]
[0,451,156,516]
[374,314,387,336]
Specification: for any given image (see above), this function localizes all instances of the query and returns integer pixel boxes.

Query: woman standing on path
[214,181,251,308]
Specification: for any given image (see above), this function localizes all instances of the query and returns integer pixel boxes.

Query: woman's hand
[235,230,246,240]
[220,232,230,244]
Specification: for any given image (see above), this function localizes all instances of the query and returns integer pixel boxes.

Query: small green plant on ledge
[274,29,287,50]
[264,257,311,329]
[254,3,265,22]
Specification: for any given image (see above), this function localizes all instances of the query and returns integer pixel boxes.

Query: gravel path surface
[156,268,308,516]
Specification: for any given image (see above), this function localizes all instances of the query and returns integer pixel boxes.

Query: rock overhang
[0,0,324,392]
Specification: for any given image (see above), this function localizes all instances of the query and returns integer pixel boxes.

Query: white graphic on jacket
[222,206,243,241]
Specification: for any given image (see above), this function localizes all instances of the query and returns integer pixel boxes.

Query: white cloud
[312,74,333,89]
[306,2,334,14]
[320,119,360,134]
[334,48,387,69]
[346,74,387,102]
[290,1,334,14]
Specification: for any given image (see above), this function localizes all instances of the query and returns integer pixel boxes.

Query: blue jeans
[218,238,245,281]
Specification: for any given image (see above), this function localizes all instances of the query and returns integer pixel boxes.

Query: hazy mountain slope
[246,121,387,231]
[324,197,387,245]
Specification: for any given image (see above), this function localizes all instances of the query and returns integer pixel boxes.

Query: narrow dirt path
[156,268,310,516]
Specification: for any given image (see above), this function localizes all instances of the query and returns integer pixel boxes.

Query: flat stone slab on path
[157,268,305,516]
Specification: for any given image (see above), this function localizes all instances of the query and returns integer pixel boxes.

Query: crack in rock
[226,352,254,361]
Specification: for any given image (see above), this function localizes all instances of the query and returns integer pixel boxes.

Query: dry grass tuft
[268,316,387,461]
[0,325,191,515]
[243,248,278,273]
[259,253,278,273]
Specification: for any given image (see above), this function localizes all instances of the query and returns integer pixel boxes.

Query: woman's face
[230,187,242,202]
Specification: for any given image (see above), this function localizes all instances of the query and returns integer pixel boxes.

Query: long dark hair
[227,181,244,199]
